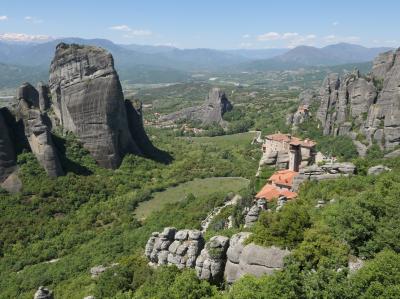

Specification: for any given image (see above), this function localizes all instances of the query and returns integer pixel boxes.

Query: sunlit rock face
[317,48,400,152]
[49,43,141,168]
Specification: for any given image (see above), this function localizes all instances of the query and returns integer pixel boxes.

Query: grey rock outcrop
[34,286,54,299]
[367,165,391,175]
[244,205,260,228]
[17,82,39,108]
[15,97,63,177]
[90,265,108,278]
[224,232,290,283]
[317,48,400,150]
[159,88,233,126]
[287,89,317,127]
[0,109,17,184]
[145,229,290,283]
[145,228,204,269]
[195,236,229,282]
[384,148,400,158]
[49,43,143,169]
[292,162,356,191]
[1,170,22,193]
[37,82,51,111]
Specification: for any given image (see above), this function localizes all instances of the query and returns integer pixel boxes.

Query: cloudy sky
[0,0,398,49]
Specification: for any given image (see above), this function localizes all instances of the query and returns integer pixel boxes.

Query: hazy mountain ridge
[0,39,392,87]
[239,43,392,71]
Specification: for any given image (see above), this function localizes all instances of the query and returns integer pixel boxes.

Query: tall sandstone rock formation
[0,109,17,183]
[49,43,142,168]
[317,48,400,151]
[0,43,168,192]
[159,87,233,126]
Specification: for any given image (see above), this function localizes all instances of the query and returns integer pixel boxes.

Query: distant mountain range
[0,38,394,87]
[237,43,392,71]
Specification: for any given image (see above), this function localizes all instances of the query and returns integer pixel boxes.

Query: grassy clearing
[134,177,250,219]
[188,132,255,147]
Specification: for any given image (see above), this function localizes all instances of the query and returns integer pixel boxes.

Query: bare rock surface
[224,232,290,283]
[195,236,229,282]
[0,109,17,184]
[292,162,356,191]
[17,82,39,108]
[317,48,400,150]
[34,286,53,299]
[145,227,204,269]
[159,88,233,126]
[15,98,63,177]
[49,43,141,168]
[37,82,51,111]
[368,165,391,175]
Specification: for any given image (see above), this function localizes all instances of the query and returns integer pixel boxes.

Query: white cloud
[109,25,152,37]
[0,16,8,21]
[109,25,131,31]
[0,32,53,42]
[24,16,44,24]
[282,32,299,39]
[242,34,250,39]
[257,32,280,41]
[332,21,339,26]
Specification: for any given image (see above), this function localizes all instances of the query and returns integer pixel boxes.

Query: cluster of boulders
[145,228,289,283]
[292,162,356,191]
[0,43,167,192]
[316,48,400,154]
[159,88,233,127]
[196,236,230,282]
[145,227,204,269]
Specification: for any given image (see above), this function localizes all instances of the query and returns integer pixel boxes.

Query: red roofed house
[256,169,298,201]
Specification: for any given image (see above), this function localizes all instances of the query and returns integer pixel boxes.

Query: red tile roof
[269,169,298,188]
[255,184,297,201]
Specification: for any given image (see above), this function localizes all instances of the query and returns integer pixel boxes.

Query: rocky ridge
[145,228,289,283]
[292,162,356,191]
[159,87,233,126]
[316,48,400,153]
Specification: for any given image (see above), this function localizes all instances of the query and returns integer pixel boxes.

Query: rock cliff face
[224,233,290,284]
[0,109,17,184]
[145,228,204,269]
[195,236,230,282]
[317,48,400,152]
[286,89,316,128]
[15,96,63,177]
[0,42,167,192]
[292,162,356,191]
[49,43,141,168]
[159,88,233,126]
[145,228,290,283]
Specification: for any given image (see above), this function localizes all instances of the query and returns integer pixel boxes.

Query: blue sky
[0,0,398,49]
